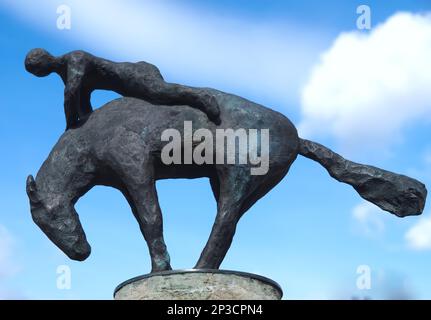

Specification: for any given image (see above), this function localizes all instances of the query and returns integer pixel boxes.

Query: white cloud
[299,12,431,153]
[1,0,329,107]
[405,214,431,250]
[352,202,385,236]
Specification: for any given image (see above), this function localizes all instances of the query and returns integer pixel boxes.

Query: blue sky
[0,0,430,299]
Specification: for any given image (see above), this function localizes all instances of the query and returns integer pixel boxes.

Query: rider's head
[25,48,58,77]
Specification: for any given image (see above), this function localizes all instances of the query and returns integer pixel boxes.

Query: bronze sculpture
[25,49,427,272]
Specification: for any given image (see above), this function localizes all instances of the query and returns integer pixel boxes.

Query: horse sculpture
[26,89,427,272]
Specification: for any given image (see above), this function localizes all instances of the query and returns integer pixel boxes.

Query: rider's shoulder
[64,50,93,63]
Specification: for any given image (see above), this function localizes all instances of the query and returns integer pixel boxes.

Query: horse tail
[298,138,427,217]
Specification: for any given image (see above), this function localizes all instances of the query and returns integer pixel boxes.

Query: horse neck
[36,138,96,205]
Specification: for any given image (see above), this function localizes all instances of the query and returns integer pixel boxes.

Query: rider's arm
[64,63,85,130]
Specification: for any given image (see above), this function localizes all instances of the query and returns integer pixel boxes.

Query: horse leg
[195,165,290,269]
[108,128,171,272]
[122,163,172,273]
[195,167,254,269]
[128,180,172,272]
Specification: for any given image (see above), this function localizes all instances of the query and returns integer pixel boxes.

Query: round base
[114,269,283,300]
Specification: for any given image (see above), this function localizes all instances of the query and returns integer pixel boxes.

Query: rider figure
[25,48,221,130]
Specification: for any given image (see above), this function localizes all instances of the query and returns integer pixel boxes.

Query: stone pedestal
[114,269,283,300]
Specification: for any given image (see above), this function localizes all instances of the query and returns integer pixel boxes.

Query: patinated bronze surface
[25,50,427,272]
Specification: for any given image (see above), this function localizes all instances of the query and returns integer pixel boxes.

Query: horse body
[27,91,299,270]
